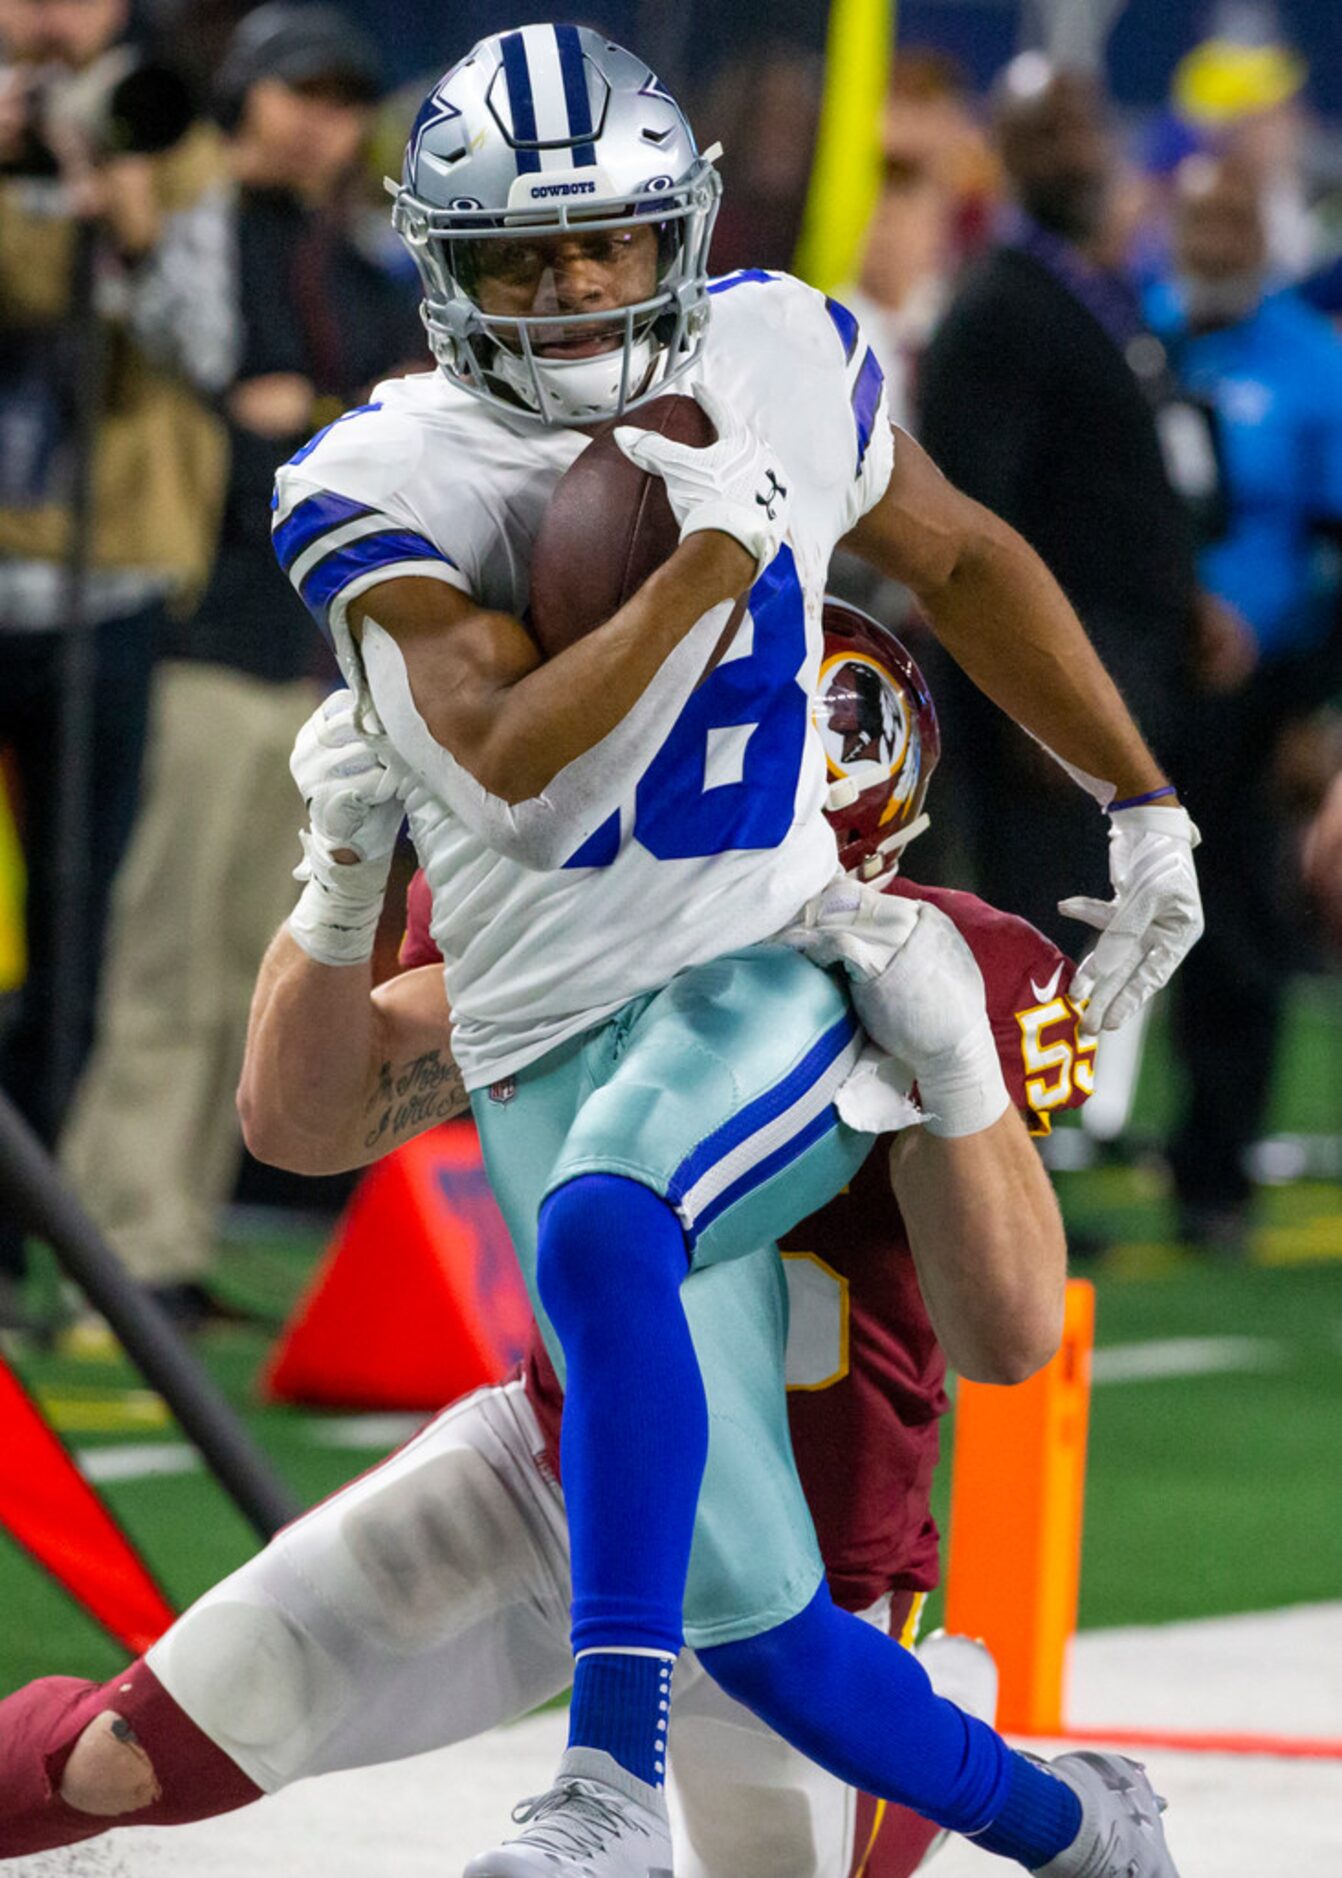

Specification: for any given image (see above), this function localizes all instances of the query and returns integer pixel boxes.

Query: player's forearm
[238,928,386,1174]
[456,533,751,801]
[889,1107,1066,1385]
[239,927,468,1177]
[355,534,750,870]
[920,513,1167,802]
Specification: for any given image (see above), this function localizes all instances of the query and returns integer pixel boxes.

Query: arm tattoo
[363,1049,468,1152]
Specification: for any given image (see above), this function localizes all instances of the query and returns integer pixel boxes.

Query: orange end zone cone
[945,1277,1094,1735]
[263,1121,532,1411]
[0,1355,175,1653]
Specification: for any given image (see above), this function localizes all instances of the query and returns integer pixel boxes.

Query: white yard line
[302,1413,427,1449]
[1090,1336,1284,1383]
[76,1444,201,1484]
[72,1337,1286,1485]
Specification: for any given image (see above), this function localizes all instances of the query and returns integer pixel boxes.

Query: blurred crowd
[2,0,1341,1333]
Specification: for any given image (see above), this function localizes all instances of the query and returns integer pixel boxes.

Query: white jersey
[273,271,893,1088]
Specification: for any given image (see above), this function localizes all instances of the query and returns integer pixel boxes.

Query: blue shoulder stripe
[707,268,776,295]
[272,491,373,575]
[851,346,885,472]
[824,296,860,362]
[299,529,458,618]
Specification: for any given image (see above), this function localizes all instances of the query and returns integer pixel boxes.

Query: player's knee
[59,1712,161,1817]
[538,1174,684,1331]
[153,1600,332,1763]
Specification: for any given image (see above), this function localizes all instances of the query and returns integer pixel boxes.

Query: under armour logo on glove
[755,469,787,521]
[614,384,793,576]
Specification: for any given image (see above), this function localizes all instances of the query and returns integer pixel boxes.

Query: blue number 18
[565,545,809,868]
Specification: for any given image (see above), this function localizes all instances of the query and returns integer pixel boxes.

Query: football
[528,393,721,659]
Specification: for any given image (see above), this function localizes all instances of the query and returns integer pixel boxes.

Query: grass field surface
[1,987,1339,1696]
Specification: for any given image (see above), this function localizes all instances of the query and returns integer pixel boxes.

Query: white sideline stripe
[1091,1336,1283,1384]
[676,1027,864,1228]
[78,1442,201,1482]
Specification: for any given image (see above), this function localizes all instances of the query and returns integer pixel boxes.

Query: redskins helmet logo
[815,653,910,792]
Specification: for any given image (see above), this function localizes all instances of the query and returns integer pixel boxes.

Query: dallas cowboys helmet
[392,24,722,425]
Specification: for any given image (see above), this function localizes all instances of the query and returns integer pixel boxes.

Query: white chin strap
[825,773,933,893]
[496,334,655,424]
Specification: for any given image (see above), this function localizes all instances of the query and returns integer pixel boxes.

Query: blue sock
[568,1651,675,1787]
[971,1754,1084,1867]
[537,1174,706,1775]
[702,1583,1080,1865]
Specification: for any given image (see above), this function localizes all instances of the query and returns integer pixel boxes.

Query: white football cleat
[1032,1751,1180,1877]
[914,1634,1000,1870]
[464,1749,673,1878]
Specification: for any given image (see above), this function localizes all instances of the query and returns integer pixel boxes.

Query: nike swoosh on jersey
[1030,962,1065,1004]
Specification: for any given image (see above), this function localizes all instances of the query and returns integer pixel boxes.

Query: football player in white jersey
[270,26,1195,1878]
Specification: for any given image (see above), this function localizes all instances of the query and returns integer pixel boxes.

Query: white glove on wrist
[780,879,1010,1138]
[1060,801,1203,1035]
[286,689,405,967]
[614,384,791,576]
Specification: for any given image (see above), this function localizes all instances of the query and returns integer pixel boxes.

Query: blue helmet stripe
[500,29,542,172]
[554,23,597,166]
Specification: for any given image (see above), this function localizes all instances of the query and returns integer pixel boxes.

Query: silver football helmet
[391,24,722,426]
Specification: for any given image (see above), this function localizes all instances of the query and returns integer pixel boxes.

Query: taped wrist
[915,1026,1010,1138]
[286,834,392,966]
[854,993,1010,1139]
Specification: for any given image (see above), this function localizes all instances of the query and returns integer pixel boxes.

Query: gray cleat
[464,1748,673,1878]
[1032,1750,1179,1877]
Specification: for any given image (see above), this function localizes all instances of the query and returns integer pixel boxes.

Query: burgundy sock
[0,1657,261,1857]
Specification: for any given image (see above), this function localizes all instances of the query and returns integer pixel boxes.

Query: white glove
[614,384,791,576]
[780,879,1010,1138]
[287,690,406,966]
[1060,801,1203,1036]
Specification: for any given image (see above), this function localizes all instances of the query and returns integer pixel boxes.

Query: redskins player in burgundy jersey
[0,607,1091,1878]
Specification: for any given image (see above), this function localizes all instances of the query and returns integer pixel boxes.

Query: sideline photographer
[0,0,238,1320]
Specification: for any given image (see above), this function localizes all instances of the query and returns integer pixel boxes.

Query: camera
[3,45,194,178]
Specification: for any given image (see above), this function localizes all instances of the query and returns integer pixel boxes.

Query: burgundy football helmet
[815,598,940,886]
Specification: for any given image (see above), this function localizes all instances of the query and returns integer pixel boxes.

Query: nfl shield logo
[489,1076,516,1105]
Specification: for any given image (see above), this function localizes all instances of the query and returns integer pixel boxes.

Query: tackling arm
[843,427,1169,804]
[237,929,467,1176]
[888,1106,1066,1386]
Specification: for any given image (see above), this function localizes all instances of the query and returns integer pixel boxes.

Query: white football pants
[147,1379,887,1878]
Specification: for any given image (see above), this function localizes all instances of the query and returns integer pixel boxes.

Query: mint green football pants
[471,944,873,1648]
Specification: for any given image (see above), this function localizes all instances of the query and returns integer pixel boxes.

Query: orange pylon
[945,1277,1094,1735]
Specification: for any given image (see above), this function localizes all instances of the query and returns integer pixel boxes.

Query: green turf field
[1,987,1340,1694]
